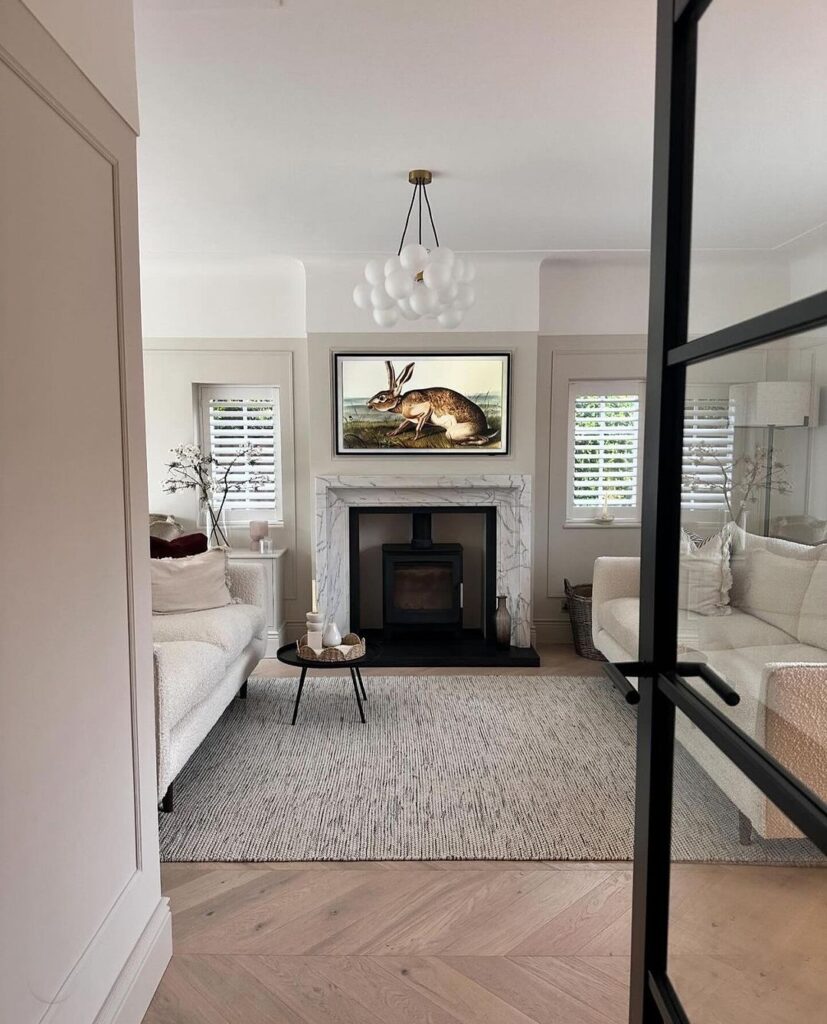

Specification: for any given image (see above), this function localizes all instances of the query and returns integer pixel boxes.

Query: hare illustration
[367,361,496,446]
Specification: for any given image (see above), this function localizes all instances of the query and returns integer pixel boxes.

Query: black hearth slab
[361,629,541,668]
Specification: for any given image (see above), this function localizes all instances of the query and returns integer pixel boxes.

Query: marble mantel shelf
[314,474,532,647]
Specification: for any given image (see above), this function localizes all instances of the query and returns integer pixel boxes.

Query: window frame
[197,383,283,524]
[566,379,646,525]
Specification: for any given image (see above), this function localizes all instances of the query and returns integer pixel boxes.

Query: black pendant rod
[396,183,418,256]
[396,178,440,254]
[423,184,440,248]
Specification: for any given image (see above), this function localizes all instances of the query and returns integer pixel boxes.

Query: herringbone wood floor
[145,861,825,1024]
[144,648,826,1023]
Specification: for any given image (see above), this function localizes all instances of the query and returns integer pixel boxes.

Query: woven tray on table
[564,579,606,661]
[296,633,366,662]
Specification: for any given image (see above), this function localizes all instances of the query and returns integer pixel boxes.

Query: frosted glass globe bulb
[373,306,399,327]
[385,269,414,300]
[353,282,373,310]
[364,258,385,285]
[400,243,429,273]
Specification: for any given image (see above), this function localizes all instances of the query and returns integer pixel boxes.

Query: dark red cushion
[150,533,209,559]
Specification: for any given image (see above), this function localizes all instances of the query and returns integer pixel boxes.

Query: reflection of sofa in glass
[771,514,827,546]
[592,528,827,841]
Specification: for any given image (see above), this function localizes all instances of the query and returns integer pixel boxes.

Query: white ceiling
[134,0,827,259]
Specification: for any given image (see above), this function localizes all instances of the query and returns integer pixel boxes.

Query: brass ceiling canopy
[408,169,433,186]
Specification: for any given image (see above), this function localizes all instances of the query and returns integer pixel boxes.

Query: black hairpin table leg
[350,667,366,723]
[291,666,307,725]
[355,666,367,701]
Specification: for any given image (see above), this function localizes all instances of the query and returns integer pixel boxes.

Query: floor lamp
[729,382,814,536]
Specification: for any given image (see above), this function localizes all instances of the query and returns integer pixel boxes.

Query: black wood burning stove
[382,512,462,636]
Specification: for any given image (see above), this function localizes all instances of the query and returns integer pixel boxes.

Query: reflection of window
[567,381,644,522]
[198,384,282,520]
[681,389,735,512]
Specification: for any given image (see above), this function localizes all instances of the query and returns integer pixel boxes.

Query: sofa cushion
[736,547,818,638]
[729,525,823,597]
[151,549,232,614]
[152,603,266,663]
[599,597,797,661]
[150,532,208,559]
[679,607,795,652]
[678,528,732,616]
[799,559,827,649]
[154,640,228,729]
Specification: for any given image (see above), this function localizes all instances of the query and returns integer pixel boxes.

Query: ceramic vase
[322,621,342,647]
[494,595,511,649]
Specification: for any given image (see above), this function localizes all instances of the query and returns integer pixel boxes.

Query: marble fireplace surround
[315,475,532,647]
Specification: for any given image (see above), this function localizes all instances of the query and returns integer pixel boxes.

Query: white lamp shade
[729,382,815,427]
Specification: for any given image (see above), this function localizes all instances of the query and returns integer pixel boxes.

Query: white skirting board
[93,900,172,1024]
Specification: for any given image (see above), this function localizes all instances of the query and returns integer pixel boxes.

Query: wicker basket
[564,579,606,661]
[296,633,366,662]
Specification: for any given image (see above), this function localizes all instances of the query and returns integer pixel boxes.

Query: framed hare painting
[333,352,511,455]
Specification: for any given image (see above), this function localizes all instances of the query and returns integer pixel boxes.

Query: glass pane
[669,712,826,1023]
[679,330,827,797]
[688,1,827,338]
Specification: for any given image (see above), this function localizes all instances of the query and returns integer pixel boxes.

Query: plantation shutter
[569,384,643,515]
[681,391,734,511]
[200,385,282,517]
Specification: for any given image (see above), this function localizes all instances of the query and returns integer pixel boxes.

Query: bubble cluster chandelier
[353,170,476,329]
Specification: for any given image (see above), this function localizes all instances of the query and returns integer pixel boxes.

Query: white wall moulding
[315,474,532,647]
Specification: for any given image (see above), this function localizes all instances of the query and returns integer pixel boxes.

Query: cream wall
[140,256,306,338]
[22,0,139,128]
[143,338,312,637]
[533,336,647,642]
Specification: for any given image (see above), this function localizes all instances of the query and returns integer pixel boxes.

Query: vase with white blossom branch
[161,442,272,548]
[682,443,793,528]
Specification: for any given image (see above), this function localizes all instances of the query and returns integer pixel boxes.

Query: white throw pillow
[678,528,732,616]
[728,523,823,605]
[151,549,232,614]
[738,547,818,638]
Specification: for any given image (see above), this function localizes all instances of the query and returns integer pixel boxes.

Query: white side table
[226,548,286,657]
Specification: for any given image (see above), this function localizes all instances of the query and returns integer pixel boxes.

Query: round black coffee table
[276,643,373,724]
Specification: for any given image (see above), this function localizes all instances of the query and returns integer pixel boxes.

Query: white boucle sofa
[592,528,827,841]
[153,562,267,810]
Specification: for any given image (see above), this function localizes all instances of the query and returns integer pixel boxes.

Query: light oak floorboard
[145,860,825,1024]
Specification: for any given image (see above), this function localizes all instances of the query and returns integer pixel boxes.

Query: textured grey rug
[158,674,821,863]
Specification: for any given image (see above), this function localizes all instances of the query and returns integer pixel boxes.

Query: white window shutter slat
[571,392,641,510]
[681,395,734,511]
[199,386,282,518]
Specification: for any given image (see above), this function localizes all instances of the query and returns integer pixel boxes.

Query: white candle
[311,578,317,614]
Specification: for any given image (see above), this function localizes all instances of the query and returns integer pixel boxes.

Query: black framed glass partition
[610,2,827,1022]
